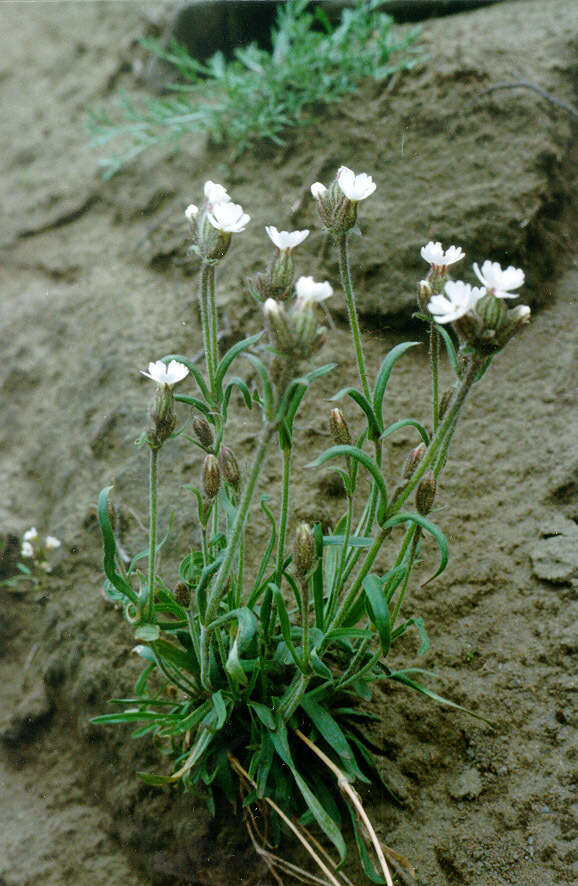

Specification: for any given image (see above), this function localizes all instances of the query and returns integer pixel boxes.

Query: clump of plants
[94,168,531,884]
[87,0,420,178]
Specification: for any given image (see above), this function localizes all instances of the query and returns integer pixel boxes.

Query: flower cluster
[311,165,376,234]
[264,275,332,364]
[420,242,530,353]
[21,527,61,572]
[186,180,250,261]
[141,359,189,449]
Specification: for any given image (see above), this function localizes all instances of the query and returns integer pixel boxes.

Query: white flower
[473,260,525,298]
[336,166,376,202]
[140,359,189,387]
[207,200,250,233]
[295,276,333,304]
[420,241,465,269]
[45,536,61,551]
[428,280,484,324]
[311,182,327,200]
[203,180,230,205]
[21,541,34,558]
[185,203,199,224]
[265,226,309,251]
[23,527,38,542]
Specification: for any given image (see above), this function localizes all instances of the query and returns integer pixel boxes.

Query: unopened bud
[192,415,214,450]
[495,304,531,349]
[219,445,241,492]
[329,408,352,447]
[416,470,436,516]
[417,280,433,314]
[475,292,507,332]
[269,250,295,298]
[402,442,426,480]
[264,298,295,354]
[174,581,190,607]
[202,454,221,499]
[148,385,176,449]
[438,387,456,422]
[294,523,315,578]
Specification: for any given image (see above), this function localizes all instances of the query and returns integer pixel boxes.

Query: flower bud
[294,523,315,578]
[475,292,507,332]
[417,280,433,315]
[264,298,295,354]
[494,304,531,349]
[416,470,436,516]
[148,385,176,449]
[202,454,221,499]
[329,408,352,447]
[402,442,426,480]
[174,581,191,607]
[192,415,214,450]
[219,445,241,492]
[438,387,456,422]
[268,250,295,299]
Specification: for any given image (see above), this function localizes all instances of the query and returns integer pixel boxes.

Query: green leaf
[308,446,388,525]
[312,522,325,630]
[211,690,228,730]
[245,353,273,419]
[223,376,253,412]
[301,696,369,783]
[330,386,381,440]
[347,803,387,884]
[216,332,263,388]
[380,417,430,446]
[97,486,139,606]
[373,341,420,430]
[382,512,448,584]
[249,702,276,731]
[388,670,493,725]
[271,724,347,863]
[322,534,373,547]
[363,574,391,656]
[135,624,160,642]
[392,615,430,656]
[273,586,305,672]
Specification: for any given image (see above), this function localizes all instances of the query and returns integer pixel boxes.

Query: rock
[531,527,578,585]
[448,766,483,800]
[0,682,53,745]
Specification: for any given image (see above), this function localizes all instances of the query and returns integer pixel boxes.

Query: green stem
[391,526,421,626]
[200,262,217,402]
[147,447,159,622]
[275,446,291,586]
[204,423,275,625]
[338,234,371,403]
[207,264,219,398]
[430,324,440,432]
[301,579,311,671]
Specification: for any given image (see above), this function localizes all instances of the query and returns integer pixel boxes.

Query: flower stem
[275,446,291,586]
[338,234,371,403]
[147,447,159,623]
[430,323,440,432]
[200,262,217,402]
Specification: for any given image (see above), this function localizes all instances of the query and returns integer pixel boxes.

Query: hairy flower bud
[402,442,427,480]
[219,445,241,492]
[264,298,295,354]
[417,280,433,315]
[174,581,191,607]
[329,408,352,447]
[147,385,176,449]
[475,292,507,332]
[202,454,221,499]
[192,415,214,450]
[438,387,456,422]
[416,470,437,516]
[294,523,315,578]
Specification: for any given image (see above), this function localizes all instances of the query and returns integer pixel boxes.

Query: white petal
[204,180,230,204]
[311,182,327,199]
[23,527,38,541]
[266,226,309,250]
[208,201,250,233]
[185,203,199,223]
[336,166,376,201]
[295,276,333,303]
[45,536,61,550]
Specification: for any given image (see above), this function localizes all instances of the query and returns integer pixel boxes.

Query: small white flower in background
[295,276,333,304]
[428,280,485,324]
[473,260,525,298]
[23,527,38,542]
[140,360,189,387]
[204,180,230,205]
[185,203,199,224]
[265,226,309,251]
[310,182,327,200]
[336,166,376,202]
[21,541,34,558]
[420,241,465,270]
[208,200,251,233]
[45,536,61,551]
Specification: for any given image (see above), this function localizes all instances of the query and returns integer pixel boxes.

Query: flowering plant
[95,170,530,884]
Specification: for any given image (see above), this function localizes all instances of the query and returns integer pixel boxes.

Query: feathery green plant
[87,0,420,178]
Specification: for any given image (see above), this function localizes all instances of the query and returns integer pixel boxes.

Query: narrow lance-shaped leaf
[97,486,139,605]
[381,512,448,584]
[308,446,388,525]
[373,341,421,430]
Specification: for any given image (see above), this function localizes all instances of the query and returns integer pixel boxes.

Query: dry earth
[0,1,577,885]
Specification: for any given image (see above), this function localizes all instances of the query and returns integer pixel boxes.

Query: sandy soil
[1,1,577,884]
